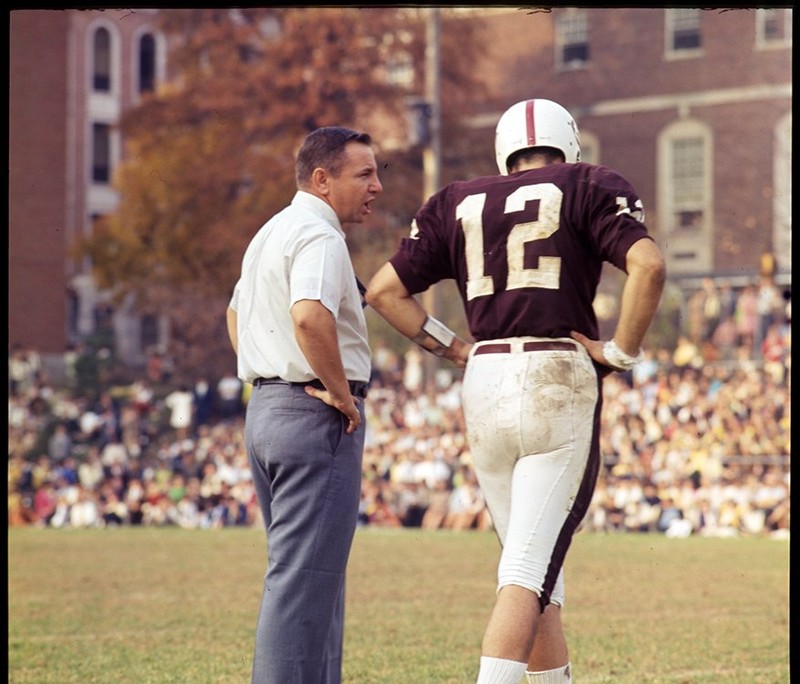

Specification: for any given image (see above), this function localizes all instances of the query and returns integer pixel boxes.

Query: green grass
[8,527,789,683]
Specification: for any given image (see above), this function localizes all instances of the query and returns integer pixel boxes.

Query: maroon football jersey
[389,162,652,342]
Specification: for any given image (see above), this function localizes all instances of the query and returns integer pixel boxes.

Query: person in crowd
[47,423,73,461]
[193,376,215,429]
[164,384,195,441]
[734,284,758,351]
[446,468,489,531]
[755,274,783,355]
[32,479,58,527]
[365,97,666,684]
[8,344,42,397]
[361,480,403,527]
[711,313,738,362]
[5,336,790,544]
[700,277,722,342]
[226,126,382,684]
[216,372,243,421]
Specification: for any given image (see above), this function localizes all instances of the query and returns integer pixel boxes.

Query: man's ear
[311,167,330,196]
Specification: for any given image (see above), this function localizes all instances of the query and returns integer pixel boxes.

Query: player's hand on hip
[445,339,473,369]
[570,331,614,377]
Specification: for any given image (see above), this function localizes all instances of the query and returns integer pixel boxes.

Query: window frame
[665,8,703,59]
[555,9,590,71]
[91,122,112,184]
[92,26,112,92]
[755,8,792,50]
[657,118,714,273]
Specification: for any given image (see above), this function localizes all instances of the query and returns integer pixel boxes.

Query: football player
[366,98,666,683]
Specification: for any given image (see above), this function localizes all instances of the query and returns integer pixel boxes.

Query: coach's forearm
[226,306,238,353]
[291,299,352,402]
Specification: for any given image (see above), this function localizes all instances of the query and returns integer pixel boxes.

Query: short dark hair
[506,146,565,173]
[295,126,372,187]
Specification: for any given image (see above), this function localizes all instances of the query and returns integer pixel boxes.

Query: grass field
[8,527,789,684]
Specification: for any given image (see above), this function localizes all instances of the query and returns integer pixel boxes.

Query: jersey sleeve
[585,165,652,271]
[389,189,456,295]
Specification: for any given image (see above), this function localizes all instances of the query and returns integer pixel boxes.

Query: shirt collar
[292,190,344,238]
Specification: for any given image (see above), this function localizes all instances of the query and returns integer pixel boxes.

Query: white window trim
[130,26,168,102]
[87,19,121,98]
[555,9,589,72]
[664,8,703,61]
[755,7,793,50]
[657,118,714,273]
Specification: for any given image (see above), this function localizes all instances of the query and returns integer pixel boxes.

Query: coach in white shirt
[227,126,382,684]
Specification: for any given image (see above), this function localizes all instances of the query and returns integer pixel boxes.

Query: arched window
[668,136,705,231]
[657,118,713,272]
[93,27,112,92]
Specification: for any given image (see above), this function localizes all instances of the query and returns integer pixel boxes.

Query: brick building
[9,8,168,370]
[468,7,792,281]
[8,8,791,369]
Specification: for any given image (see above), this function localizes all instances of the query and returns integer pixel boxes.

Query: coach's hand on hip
[304,385,362,434]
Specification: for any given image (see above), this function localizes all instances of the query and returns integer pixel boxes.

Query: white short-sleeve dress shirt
[229,191,371,384]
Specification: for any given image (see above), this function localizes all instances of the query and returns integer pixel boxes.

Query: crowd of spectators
[8,278,790,540]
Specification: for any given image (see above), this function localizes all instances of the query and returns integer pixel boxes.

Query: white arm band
[602,339,644,371]
[411,315,456,357]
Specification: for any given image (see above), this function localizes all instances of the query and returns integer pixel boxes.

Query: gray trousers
[245,382,365,684]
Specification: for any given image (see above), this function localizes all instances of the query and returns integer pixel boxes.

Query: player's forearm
[613,238,666,354]
[366,264,470,365]
[365,263,428,339]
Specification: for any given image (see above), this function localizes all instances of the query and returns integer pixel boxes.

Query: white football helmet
[494,98,581,175]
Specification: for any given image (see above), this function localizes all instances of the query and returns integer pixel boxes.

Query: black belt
[474,341,576,356]
[252,377,369,398]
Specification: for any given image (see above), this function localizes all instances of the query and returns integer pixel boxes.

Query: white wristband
[412,315,456,357]
[602,339,644,371]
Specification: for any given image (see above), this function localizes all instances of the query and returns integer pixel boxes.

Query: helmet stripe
[525,99,536,146]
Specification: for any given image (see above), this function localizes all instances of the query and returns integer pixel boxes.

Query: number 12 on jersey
[457,183,563,301]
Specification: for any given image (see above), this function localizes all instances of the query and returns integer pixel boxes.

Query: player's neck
[513,160,554,172]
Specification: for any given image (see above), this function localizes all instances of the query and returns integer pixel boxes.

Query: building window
[92,123,111,183]
[756,8,792,48]
[138,33,157,93]
[93,27,112,92]
[555,10,589,70]
[670,137,705,231]
[666,9,701,55]
[658,120,713,272]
